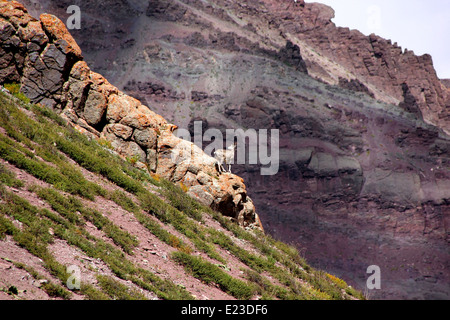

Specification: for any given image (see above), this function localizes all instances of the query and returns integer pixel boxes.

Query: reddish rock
[89,71,118,97]
[0,0,33,28]
[39,13,82,58]
[288,2,449,133]
[106,93,140,123]
[120,106,163,130]
[17,20,47,47]
[70,60,90,81]
[187,185,215,207]
[106,123,134,140]
[441,79,450,89]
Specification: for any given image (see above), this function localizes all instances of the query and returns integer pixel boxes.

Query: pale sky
[315,0,450,79]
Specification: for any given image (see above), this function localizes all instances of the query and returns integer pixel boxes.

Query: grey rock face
[83,89,107,126]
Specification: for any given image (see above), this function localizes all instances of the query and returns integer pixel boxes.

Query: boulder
[63,76,91,112]
[89,71,118,97]
[41,43,67,72]
[181,171,198,187]
[196,171,212,185]
[0,35,20,81]
[172,160,190,182]
[0,0,33,28]
[21,50,64,101]
[70,60,91,81]
[120,104,166,130]
[133,128,157,149]
[0,63,19,83]
[121,141,147,163]
[106,93,139,123]
[0,19,17,43]
[39,13,82,58]
[17,20,48,47]
[187,185,215,207]
[83,89,107,126]
[104,123,133,140]
[101,126,146,163]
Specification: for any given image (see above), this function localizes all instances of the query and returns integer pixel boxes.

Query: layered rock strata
[259,0,450,134]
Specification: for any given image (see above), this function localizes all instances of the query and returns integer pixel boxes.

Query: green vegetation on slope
[0,88,364,300]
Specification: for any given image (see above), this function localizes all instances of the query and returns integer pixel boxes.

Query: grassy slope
[0,88,364,300]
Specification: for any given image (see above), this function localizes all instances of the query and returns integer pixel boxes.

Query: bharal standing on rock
[215,143,236,173]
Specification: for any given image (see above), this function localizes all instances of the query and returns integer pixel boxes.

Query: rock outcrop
[279,40,308,73]
[259,0,450,134]
[0,0,263,231]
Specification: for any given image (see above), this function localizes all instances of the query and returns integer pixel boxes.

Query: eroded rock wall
[259,0,450,134]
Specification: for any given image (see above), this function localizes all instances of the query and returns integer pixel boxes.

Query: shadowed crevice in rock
[399,82,423,120]
[338,77,374,99]
[279,40,308,74]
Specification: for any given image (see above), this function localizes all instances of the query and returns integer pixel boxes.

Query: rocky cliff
[0,0,263,231]
[5,0,450,299]
[260,0,450,135]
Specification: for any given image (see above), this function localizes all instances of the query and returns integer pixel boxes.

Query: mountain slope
[0,86,362,300]
[0,0,363,300]
[4,0,450,299]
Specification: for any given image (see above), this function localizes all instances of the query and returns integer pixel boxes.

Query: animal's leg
[216,161,222,173]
